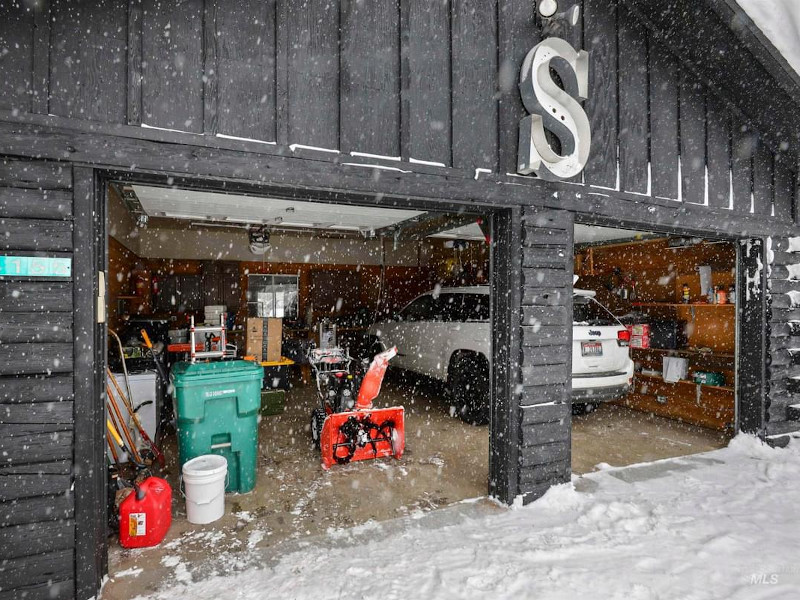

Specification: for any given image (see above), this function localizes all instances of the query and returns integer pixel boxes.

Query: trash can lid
[171,359,264,383]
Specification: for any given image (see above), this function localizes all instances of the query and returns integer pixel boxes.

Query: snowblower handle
[141,329,153,349]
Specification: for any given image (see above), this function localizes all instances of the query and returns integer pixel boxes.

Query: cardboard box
[246,336,263,360]
[247,317,264,336]
[630,334,650,349]
[265,317,282,363]
[628,323,650,337]
[246,317,264,360]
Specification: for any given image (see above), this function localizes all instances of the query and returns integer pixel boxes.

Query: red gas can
[119,477,172,549]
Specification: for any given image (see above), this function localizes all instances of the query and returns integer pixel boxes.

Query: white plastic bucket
[182,454,228,525]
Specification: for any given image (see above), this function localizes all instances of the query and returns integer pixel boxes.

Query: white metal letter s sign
[517,37,590,180]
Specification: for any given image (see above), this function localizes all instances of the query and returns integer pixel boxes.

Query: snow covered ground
[126,434,800,600]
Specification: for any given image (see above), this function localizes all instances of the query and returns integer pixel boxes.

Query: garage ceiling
[131,185,426,233]
[574,224,654,244]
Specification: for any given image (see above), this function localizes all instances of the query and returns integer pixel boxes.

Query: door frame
[572,213,767,436]
[74,168,518,593]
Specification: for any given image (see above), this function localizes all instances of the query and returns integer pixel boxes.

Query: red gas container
[119,477,172,549]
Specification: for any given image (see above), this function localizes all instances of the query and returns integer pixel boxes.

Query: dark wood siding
[401,0,451,165]
[617,13,649,194]
[340,0,401,157]
[679,69,707,206]
[768,236,800,439]
[518,207,573,502]
[141,0,204,132]
[49,0,127,124]
[451,0,498,171]
[0,159,75,598]
[706,96,731,210]
[583,0,618,188]
[0,3,35,114]
[281,0,340,149]
[497,0,540,174]
[213,0,277,141]
[0,0,794,208]
[648,34,679,200]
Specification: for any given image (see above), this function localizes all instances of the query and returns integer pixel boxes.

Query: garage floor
[572,403,731,474]
[103,373,489,600]
[103,381,730,599]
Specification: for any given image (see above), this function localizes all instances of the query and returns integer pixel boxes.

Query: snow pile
[133,435,800,600]
[737,0,800,76]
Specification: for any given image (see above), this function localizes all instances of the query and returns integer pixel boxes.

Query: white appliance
[106,371,159,463]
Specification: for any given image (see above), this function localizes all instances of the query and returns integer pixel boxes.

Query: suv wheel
[449,354,490,426]
[572,402,596,415]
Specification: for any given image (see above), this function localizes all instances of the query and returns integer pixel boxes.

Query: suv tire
[449,354,490,426]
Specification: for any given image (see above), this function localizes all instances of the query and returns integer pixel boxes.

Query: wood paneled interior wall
[107,233,490,329]
[0,0,795,219]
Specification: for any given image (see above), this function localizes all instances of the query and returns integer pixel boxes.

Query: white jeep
[368,285,633,424]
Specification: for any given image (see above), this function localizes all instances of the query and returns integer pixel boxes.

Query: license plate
[581,341,603,357]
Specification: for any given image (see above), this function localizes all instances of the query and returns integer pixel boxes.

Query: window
[399,295,439,322]
[247,274,299,319]
[573,295,618,326]
[459,294,490,321]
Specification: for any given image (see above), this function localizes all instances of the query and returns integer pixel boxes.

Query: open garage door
[571,224,737,473]
[101,180,497,596]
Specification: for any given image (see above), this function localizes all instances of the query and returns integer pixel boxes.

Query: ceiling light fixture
[248,227,271,255]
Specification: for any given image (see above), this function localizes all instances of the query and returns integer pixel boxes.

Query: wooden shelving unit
[631,347,735,360]
[632,302,734,308]
[635,372,734,393]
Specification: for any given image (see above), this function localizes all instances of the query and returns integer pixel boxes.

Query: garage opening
[101,182,493,592]
[571,224,737,474]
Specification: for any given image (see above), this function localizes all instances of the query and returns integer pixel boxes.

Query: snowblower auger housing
[309,346,405,469]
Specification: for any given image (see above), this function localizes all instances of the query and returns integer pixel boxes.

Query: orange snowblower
[309,346,404,469]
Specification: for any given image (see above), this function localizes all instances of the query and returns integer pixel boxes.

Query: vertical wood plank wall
[0,158,77,600]
[0,0,794,215]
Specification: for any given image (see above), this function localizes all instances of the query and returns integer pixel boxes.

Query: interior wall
[107,227,490,331]
[134,224,422,267]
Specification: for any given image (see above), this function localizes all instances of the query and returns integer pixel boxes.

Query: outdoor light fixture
[537,0,580,25]
[566,4,580,25]
[538,0,558,18]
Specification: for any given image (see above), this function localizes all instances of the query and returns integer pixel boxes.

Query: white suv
[368,286,633,424]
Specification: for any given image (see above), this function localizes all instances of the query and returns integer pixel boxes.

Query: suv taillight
[617,329,631,347]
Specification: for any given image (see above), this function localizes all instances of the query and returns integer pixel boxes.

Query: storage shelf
[631,347,735,360]
[116,295,138,299]
[635,373,734,392]
[632,302,735,308]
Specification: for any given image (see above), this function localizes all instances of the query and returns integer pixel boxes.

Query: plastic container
[171,360,264,493]
[182,454,228,524]
[119,477,172,548]
[260,390,285,416]
[693,371,726,386]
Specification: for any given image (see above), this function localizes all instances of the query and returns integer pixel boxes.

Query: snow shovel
[107,368,165,467]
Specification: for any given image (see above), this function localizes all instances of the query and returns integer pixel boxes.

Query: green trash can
[170,360,264,493]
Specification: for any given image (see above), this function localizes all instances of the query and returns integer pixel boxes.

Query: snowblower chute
[309,346,404,469]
